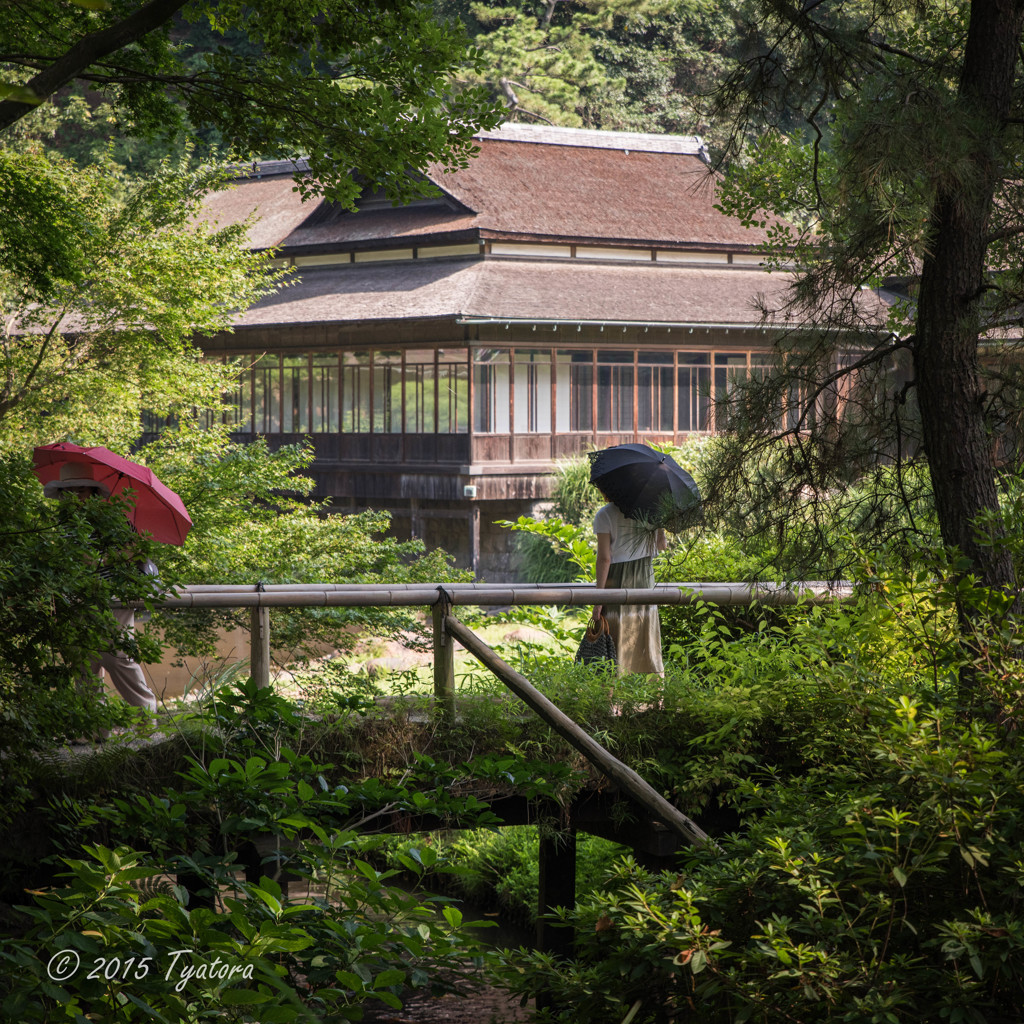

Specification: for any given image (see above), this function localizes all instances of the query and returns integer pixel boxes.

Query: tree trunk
[914,0,1023,592]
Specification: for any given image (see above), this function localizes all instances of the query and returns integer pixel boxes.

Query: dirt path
[362,985,532,1023]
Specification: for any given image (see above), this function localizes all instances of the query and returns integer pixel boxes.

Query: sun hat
[42,461,113,498]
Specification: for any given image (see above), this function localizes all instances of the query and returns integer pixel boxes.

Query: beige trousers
[89,606,158,712]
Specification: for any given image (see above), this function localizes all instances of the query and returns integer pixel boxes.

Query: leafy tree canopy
[0,147,282,451]
[0,0,503,204]
[139,424,471,663]
[442,0,749,139]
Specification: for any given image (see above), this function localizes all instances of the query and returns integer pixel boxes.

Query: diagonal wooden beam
[443,612,719,851]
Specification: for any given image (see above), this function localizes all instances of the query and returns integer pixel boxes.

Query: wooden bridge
[144,580,850,958]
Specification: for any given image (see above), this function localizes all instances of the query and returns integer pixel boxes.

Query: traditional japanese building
[198,123,806,579]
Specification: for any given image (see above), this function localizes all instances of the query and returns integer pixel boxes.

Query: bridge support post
[536,823,577,1012]
[250,606,270,689]
[432,588,455,718]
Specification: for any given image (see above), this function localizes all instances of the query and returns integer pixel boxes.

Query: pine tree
[708,0,1024,599]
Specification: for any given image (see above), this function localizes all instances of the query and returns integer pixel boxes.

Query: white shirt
[593,503,659,563]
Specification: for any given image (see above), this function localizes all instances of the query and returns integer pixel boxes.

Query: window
[514,350,552,433]
[311,353,339,433]
[678,353,711,432]
[341,352,371,433]
[556,350,593,431]
[637,351,674,431]
[253,354,281,434]
[473,349,510,433]
[712,352,774,430]
[201,342,783,440]
[372,351,403,433]
[282,355,309,433]
[405,349,434,433]
[438,348,468,434]
[597,350,634,432]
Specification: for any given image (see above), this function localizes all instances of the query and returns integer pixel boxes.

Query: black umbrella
[589,444,702,532]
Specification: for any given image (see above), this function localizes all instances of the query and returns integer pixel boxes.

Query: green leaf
[0,83,42,105]
[123,991,175,1024]
[355,860,380,882]
[220,989,273,1005]
[251,887,282,916]
[336,970,365,991]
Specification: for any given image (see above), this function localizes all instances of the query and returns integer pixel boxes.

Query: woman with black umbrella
[591,495,667,676]
[588,444,701,677]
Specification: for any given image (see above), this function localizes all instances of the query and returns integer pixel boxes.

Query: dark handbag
[575,614,616,665]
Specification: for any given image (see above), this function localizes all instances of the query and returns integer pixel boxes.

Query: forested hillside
[8,0,771,172]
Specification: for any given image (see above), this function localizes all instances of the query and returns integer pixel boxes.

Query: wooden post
[250,605,271,689]
[537,825,577,956]
[432,588,455,718]
[469,505,481,579]
[443,613,718,850]
[536,824,577,1015]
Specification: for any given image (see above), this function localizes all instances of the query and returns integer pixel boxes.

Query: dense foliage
[4,5,1024,1023]
[5,467,1024,1020]
[0,149,281,452]
[0,455,164,822]
[441,0,761,150]
[1,681,499,1022]
[137,425,471,665]
[0,435,468,828]
[0,0,502,206]
[487,550,1024,1022]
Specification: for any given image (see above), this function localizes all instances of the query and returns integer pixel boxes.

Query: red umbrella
[33,442,192,545]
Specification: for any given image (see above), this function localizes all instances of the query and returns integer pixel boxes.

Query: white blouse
[593,503,659,563]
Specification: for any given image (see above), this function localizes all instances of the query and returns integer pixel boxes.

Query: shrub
[386,826,632,929]
[488,553,1024,1023]
[507,455,601,583]
[493,699,1024,1023]
[2,680,504,1022]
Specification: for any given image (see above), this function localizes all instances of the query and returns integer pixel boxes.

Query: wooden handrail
[128,579,848,848]
[142,580,851,609]
[123,580,851,690]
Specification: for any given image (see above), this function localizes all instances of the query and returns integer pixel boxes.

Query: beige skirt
[604,557,664,677]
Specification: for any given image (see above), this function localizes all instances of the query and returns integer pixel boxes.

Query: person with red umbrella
[35,443,192,720]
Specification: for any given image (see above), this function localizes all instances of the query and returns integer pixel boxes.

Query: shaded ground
[362,985,532,1023]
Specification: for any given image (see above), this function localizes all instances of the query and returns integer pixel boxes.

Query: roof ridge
[459,254,488,318]
[475,123,709,160]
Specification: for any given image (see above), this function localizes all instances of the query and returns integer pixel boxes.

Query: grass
[267,608,588,700]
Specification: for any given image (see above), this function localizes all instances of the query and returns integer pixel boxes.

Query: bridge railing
[137,581,851,849]
[146,580,851,694]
